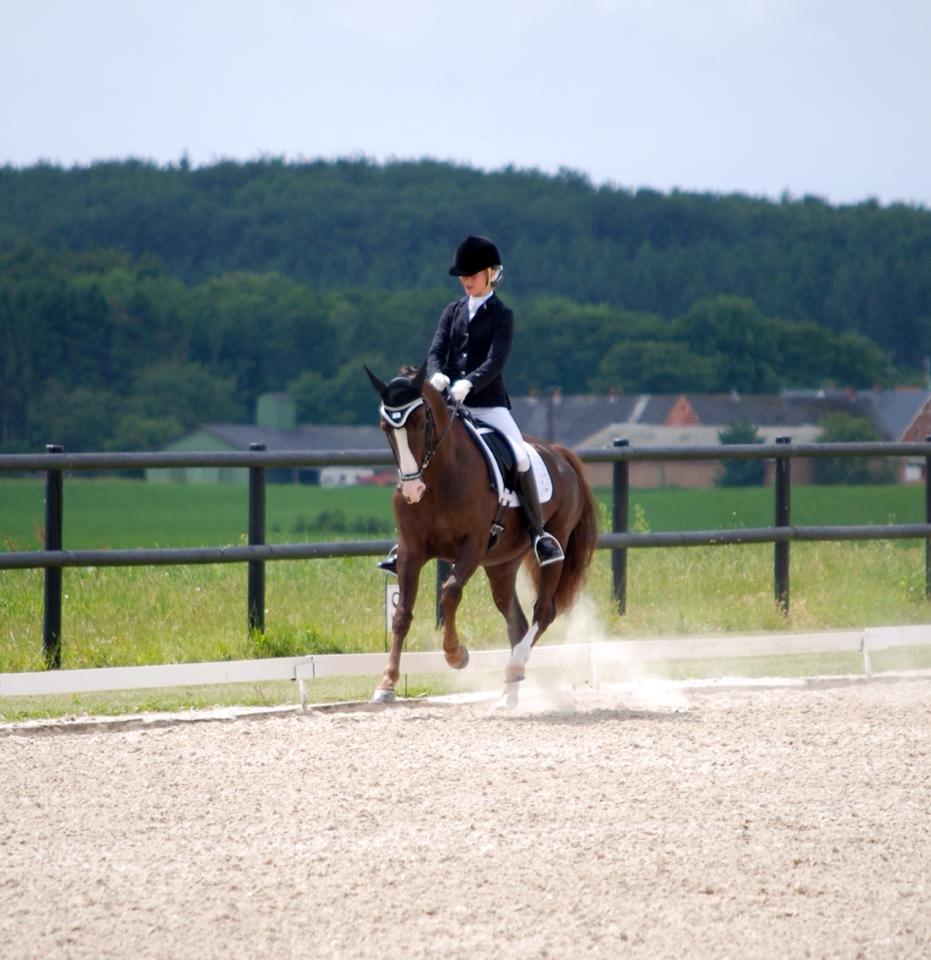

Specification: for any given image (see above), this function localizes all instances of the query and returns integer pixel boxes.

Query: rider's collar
[468,290,494,319]
[380,397,424,427]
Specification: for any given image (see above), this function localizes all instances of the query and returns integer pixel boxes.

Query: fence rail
[0,439,927,471]
[5,625,931,704]
[2,438,930,669]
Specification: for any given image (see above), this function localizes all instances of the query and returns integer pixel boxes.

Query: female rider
[379,234,563,572]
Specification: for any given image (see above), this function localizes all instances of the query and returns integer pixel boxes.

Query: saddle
[457,408,519,550]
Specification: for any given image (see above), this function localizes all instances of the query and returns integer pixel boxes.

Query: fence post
[436,560,452,627]
[774,436,791,615]
[248,443,266,634]
[612,438,629,614]
[926,435,931,600]
[43,444,64,669]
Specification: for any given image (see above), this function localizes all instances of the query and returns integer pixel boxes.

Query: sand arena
[2,673,930,960]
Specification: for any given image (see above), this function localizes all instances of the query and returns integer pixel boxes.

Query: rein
[420,402,460,473]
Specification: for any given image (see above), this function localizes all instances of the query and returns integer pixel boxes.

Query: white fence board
[2,626,930,701]
[0,656,301,698]
[864,623,930,650]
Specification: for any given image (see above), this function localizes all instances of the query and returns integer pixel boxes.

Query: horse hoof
[449,646,470,671]
[371,688,397,704]
[493,683,521,710]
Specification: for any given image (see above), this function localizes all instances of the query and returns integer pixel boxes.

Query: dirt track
[2,675,930,960]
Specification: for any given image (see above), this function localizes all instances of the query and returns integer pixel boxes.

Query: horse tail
[527,445,598,612]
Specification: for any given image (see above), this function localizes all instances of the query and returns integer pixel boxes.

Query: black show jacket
[426,294,514,409]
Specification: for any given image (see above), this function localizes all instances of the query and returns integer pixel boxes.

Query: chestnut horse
[365,364,597,704]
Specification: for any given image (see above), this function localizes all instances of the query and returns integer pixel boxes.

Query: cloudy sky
[3,0,929,206]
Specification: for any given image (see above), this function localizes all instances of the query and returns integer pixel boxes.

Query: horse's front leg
[373,550,423,703]
[439,540,484,671]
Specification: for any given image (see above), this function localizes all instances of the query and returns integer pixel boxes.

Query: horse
[364,363,598,705]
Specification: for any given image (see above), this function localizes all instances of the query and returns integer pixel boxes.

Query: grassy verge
[2,480,929,720]
[3,541,929,673]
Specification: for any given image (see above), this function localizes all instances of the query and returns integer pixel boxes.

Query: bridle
[380,396,458,483]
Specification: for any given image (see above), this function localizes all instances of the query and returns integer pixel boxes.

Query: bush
[814,413,896,484]
[716,420,765,487]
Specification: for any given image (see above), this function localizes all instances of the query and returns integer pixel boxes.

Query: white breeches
[468,406,531,472]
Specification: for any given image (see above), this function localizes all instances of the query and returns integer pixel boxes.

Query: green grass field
[0,476,924,548]
[1,478,929,720]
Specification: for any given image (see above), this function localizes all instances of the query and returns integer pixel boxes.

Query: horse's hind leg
[485,558,528,649]
[505,562,562,684]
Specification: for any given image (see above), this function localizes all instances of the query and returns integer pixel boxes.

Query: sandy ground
[2,675,931,960]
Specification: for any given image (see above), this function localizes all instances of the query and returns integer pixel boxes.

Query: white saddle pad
[500,444,553,508]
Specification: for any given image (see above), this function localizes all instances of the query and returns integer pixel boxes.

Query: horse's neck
[427,405,467,473]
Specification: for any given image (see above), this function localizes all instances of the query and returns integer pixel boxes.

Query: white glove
[450,379,472,404]
[429,372,450,392]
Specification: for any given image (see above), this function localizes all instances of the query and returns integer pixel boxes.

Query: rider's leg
[377,543,398,576]
[470,406,564,567]
[515,466,564,566]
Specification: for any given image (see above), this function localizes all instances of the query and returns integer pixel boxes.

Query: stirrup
[533,533,564,567]
[377,545,398,576]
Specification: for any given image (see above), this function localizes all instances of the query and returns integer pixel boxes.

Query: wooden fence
[1,438,930,670]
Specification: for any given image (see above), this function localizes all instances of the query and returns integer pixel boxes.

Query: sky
[2,0,930,207]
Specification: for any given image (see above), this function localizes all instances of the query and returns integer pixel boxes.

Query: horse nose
[401,479,426,503]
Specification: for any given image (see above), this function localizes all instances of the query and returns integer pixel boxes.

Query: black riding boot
[515,468,565,566]
[377,544,398,576]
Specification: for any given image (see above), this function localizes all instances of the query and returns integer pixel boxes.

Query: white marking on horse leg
[492,683,521,710]
[508,622,539,671]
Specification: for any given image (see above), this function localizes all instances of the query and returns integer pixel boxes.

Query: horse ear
[364,365,388,399]
[412,361,427,392]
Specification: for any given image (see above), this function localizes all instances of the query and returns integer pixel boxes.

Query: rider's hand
[450,379,472,404]
[429,372,450,393]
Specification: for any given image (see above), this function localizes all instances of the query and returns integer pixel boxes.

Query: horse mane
[398,363,451,430]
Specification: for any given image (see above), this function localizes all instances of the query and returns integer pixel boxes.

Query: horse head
[364,362,433,504]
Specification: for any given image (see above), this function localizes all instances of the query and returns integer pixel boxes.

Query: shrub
[814,413,895,484]
[716,420,765,487]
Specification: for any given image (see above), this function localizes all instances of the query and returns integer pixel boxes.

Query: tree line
[0,157,928,452]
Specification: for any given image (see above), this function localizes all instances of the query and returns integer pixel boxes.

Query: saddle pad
[518,445,553,507]
[464,418,553,507]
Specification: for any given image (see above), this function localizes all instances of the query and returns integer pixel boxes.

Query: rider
[379,234,564,573]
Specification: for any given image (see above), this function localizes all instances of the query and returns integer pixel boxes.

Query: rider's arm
[426,302,456,379]
[465,306,514,394]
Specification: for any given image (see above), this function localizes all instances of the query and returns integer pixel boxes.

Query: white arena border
[1,625,929,710]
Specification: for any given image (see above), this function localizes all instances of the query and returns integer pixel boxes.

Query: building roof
[857,389,931,440]
[581,423,823,449]
[172,388,930,454]
[511,394,637,446]
[685,394,830,427]
[513,389,931,446]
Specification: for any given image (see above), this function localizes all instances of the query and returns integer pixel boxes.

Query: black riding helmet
[448,235,502,276]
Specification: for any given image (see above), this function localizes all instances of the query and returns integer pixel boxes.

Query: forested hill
[1,158,930,453]
[3,158,931,343]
